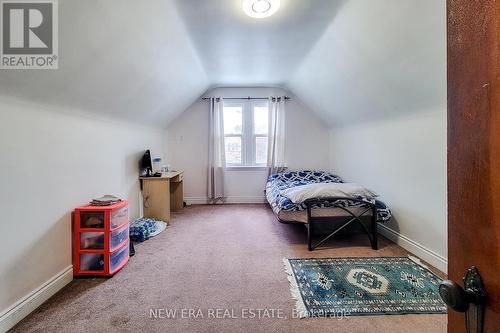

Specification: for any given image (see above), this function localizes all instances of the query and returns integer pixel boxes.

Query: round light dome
[242,0,280,19]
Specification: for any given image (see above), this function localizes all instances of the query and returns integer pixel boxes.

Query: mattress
[266,170,392,224]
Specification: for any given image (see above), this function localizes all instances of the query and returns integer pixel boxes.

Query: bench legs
[307,213,378,251]
[370,207,378,250]
[307,223,313,251]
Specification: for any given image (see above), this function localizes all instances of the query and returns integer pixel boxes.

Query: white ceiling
[173,0,344,85]
[0,0,446,128]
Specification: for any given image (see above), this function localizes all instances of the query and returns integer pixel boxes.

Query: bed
[265,170,392,250]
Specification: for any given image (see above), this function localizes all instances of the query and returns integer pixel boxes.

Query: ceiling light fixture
[242,0,280,19]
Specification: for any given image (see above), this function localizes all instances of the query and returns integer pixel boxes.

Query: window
[253,104,269,165]
[222,105,243,165]
[223,101,269,167]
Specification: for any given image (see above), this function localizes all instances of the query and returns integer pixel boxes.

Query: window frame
[222,102,245,167]
[222,100,269,169]
[251,101,270,167]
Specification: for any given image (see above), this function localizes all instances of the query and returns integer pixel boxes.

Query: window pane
[255,136,268,165]
[223,106,243,135]
[253,105,269,135]
[224,136,242,164]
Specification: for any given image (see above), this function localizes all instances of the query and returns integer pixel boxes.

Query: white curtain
[267,96,287,175]
[207,97,226,202]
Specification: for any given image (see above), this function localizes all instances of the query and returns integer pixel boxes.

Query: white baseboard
[378,225,447,273]
[224,196,267,204]
[0,265,73,332]
[185,197,210,205]
[185,196,267,205]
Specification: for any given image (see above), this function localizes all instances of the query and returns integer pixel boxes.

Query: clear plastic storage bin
[74,200,129,276]
[110,242,129,272]
[110,205,129,228]
[80,211,105,229]
[110,224,129,250]
[80,253,105,271]
[80,232,105,249]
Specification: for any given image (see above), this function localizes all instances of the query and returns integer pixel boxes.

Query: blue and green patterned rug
[283,257,447,317]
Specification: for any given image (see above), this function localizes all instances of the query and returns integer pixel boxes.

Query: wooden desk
[139,171,183,225]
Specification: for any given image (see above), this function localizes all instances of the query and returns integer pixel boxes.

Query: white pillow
[280,183,379,204]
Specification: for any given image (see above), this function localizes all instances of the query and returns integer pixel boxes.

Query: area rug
[283,257,447,317]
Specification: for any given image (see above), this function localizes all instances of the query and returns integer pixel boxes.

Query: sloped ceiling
[0,0,209,126]
[0,0,446,128]
[287,0,447,127]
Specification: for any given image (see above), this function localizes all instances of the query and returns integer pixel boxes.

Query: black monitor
[139,150,153,177]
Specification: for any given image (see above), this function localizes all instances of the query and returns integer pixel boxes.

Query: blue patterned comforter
[265,170,392,223]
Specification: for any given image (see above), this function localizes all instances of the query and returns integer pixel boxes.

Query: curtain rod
[201,96,290,101]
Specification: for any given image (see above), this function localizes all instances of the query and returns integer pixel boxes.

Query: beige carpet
[11,204,447,333]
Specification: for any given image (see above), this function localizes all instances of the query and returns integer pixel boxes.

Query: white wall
[0,98,165,326]
[330,110,447,271]
[166,87,330,202]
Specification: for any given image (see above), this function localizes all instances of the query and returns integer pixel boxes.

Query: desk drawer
[171,173,183,183]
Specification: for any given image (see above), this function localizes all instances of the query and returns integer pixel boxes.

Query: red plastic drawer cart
[73,200,130,276]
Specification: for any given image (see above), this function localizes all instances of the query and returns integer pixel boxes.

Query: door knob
[439,266,486,333]
[439,280,472,312]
